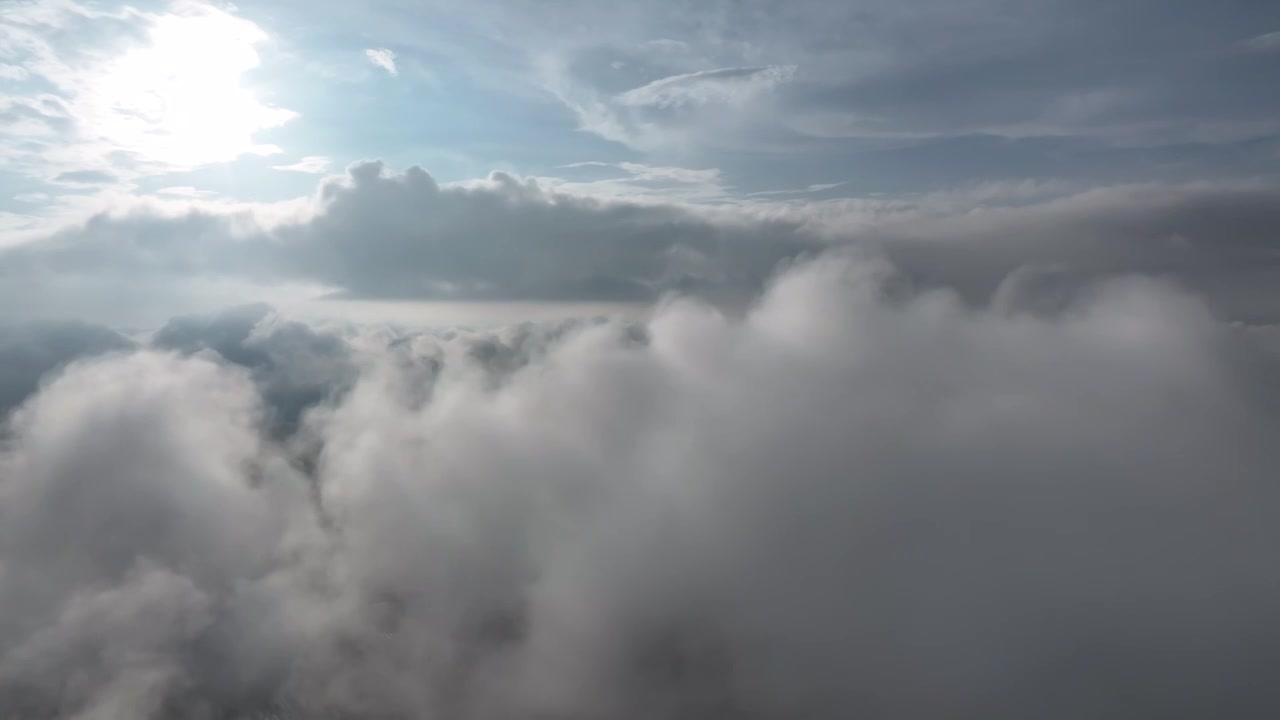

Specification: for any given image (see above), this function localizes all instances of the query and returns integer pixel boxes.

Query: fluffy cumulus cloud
[2,250,1280,717]
[614,66,797,110]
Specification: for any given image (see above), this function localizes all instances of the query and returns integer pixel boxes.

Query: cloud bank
[4,162,1280,325]
[2,251,1280,717]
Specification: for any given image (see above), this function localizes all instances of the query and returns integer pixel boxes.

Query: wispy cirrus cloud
[614,65,796,109]
[272,156,332,174]
[155,186,217,198]
[544,62,798,152]
[1242,30,1280,52]
[544,161,730,202]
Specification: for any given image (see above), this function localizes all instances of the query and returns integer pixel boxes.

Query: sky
[1,0,1279,325]
[4,1,1280,718]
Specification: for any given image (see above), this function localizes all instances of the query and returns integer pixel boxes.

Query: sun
[77,2,296,169]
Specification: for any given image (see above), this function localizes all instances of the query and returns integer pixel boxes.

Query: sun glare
[77,3,295,169]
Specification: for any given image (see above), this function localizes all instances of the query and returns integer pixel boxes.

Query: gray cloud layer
[0,162,810,315]
[3,162,1280,323]
[3,251,1280,717]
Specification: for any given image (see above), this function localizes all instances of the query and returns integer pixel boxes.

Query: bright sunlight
[73,3,295,169]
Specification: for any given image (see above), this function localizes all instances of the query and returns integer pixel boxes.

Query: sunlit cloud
[273,156,332,174]
[67,4,296,168]
[543,161,731,202]
[364,47,398,76]
[2,1,296,183]
[155,186,217,198]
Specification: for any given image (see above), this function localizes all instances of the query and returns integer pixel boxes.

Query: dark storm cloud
[777,0,1280,139]
[274,162,803,301]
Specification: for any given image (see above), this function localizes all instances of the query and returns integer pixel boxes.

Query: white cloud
[614,65,796,110]
[365,47,398,76]
[544,62,798,152]
[155,186,216,198]
[555,161,612,169]
[0,64,28,80]
[3,252,1280,716]
[747,181,848,198]
[615,161,721,185]
[544,161,730,202]
[272,156,332,174]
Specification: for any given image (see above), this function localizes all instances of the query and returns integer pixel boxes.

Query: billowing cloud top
[4,252,1280,717]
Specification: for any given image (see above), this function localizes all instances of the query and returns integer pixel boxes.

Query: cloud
[52,169,116,185]
[1242,30,1280,52]
[614,65,796,110]
[860,182,1280,322]
[365,47,398,76]
[154,186,216,198]
[548,62,799,151]
[543,161,730,202]
[465,0,1280,159]
[805,181,845,192]
[3,251,1280,716]
[0,161,810,315]
[747,181,848,198]
[272,156,332,174]
[5,162,1280,324]
[616,162,722,185]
